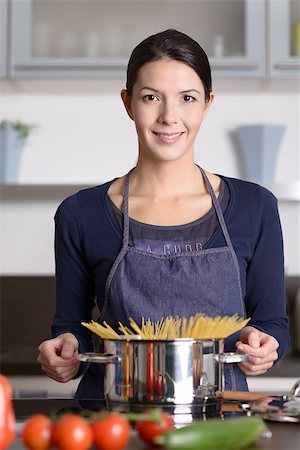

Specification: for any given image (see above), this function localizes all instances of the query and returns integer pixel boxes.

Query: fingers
[244,350,278,366]
[240,327,260,349]
[39,352,80,383]
[37,350,78,368]
[60,339,78,359]
[237,327,279,357]
[41,362,80,383]
[236,326,279,376]
[38,334,78,363]
[237,350,278,376]
[236,341,277,359]
[37,333,80,382]
[238,361,274,376]
[37,349,79,371]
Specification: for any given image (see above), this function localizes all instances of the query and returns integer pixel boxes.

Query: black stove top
[13,398,107,421]
[13,397,225,424]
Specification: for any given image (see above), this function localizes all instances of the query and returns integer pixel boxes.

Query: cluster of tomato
[21,410,174,450]
[0,373,174,450]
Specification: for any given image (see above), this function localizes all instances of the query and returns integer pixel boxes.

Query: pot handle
[215,352,248,364]
[78,352,122,364]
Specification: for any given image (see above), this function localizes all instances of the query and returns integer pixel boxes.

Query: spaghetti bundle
[81,314,250,340]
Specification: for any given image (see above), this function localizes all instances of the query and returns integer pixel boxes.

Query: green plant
[0,119,36,140]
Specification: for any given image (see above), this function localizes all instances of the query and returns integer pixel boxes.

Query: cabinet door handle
[211,62,259,70]
[274,62,300,70]
[13,58,127,69]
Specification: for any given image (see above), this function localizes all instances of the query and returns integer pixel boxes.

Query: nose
[158,99,179,125]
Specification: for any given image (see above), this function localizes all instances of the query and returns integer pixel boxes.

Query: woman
[38,29,289,398]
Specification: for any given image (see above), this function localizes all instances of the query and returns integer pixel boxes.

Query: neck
[130,158,206,198]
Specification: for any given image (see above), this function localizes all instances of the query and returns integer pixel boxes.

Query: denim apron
[76,167,248,398]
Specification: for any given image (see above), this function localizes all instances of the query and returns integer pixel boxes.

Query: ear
[203,90,215,116]
[121,89,134,120]
[206,91,215,109]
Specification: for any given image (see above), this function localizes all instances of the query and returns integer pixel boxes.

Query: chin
[145,145,191,162]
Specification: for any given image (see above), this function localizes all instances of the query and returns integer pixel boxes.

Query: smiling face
[121,58,214,164]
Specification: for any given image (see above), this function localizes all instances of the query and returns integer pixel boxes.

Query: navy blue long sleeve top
[52,175,289,366]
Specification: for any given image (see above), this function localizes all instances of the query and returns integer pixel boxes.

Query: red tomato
[22,414,52,450]
[92,413,131,450]
[136,412,174,447]
[52,414,93,450]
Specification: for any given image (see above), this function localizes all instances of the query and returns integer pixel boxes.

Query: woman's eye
[143,94,158,102]
[183,95,196,102]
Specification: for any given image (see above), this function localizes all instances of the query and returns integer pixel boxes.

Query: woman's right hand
[37,333,80,383]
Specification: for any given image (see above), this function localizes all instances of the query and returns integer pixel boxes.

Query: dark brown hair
[126,29,212,102]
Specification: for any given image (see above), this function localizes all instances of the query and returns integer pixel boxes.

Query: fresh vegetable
[52,413,93,450]
[92,412,131,450]
[22,414,52,450]
[0,374,16,450]
[136,411,174,447]
[155,416,265,449]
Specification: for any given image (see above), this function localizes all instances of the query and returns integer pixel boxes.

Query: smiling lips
[153,131,183,144]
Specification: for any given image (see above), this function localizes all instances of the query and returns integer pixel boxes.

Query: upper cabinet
[0,0,7,77]
[9,0,266,78]
[269,0,300,77]
[2,0,299,79]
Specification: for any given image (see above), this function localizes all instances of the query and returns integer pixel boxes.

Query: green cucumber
[155,416,265,449]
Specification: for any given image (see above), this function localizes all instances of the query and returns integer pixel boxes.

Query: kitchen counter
[247,354,299,394]
[8,398,300,450]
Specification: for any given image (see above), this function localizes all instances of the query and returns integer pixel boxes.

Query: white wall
[1,78,299,183]
[0,78,299,274]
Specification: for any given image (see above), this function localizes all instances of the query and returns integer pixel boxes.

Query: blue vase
[236,125,285,183]
[0,125,24,183]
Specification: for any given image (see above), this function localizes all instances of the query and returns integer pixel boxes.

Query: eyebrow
[140,87,201,95]
[140,87,159,92]
[180,89,202,95]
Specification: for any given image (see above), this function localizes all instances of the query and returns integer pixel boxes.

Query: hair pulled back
[126,29,212,102]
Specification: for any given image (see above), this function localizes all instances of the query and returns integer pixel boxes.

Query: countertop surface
[8,398,300,450]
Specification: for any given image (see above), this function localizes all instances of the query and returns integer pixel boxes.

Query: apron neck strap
[199,167,233,249]
[122,169,131,247]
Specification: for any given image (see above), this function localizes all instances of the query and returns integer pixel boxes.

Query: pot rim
[103,337,225,343]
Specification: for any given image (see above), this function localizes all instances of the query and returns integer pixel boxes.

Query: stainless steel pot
[79,338,247,419]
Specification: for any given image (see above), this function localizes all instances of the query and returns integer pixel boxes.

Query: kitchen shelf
[1,182,299,202]
[247,355,299,394]
[11,57,263,78]
[262,181,300,202]
[0,184,94,200]
[262,354,300,378]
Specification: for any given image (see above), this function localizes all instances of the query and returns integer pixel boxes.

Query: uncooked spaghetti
[81,314,250,340]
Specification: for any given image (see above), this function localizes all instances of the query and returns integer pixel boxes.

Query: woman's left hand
[236,326,279,376]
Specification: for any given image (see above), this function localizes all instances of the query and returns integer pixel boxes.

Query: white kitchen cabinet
[0,0,8,77]
[10,0,266,78]
[269,0,300,77]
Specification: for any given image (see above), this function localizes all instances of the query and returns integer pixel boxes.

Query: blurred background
[0,0,299,397]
